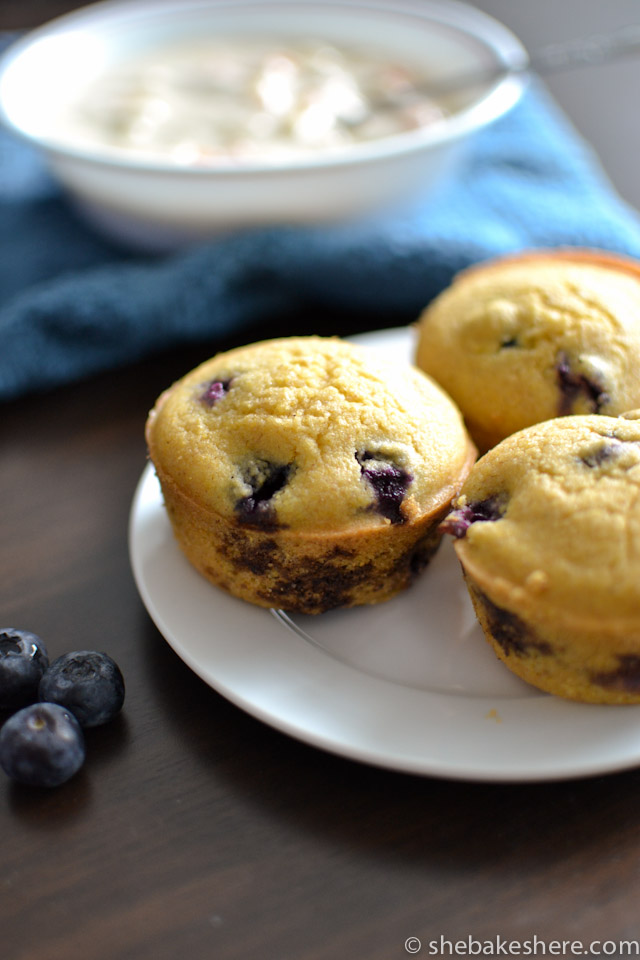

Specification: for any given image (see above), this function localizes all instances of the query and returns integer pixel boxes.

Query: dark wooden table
[4,4,640,960]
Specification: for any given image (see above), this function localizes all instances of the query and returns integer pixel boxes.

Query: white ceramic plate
[129,326,640,781]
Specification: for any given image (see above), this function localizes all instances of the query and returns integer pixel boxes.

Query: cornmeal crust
[442,412,640,703]
[415,248,640,452]
[146,336,476,614]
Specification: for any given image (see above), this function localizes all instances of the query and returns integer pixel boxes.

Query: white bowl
[0,0,528,250]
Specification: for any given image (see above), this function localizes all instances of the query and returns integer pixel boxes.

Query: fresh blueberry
[0,628,49,711]
[356,452,412,525]
[0,702,85,787]
[39,651,125,728]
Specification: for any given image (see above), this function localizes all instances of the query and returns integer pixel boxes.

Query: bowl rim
[0,0,529,176]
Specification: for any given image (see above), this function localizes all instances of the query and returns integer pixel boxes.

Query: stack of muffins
[146,248,640,704]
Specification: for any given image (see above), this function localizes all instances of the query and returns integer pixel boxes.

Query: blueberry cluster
[0,628,124,788]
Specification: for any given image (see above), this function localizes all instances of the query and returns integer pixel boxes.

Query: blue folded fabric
[2,76,640,403]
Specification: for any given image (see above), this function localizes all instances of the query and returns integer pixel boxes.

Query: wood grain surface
[3,4,640,960]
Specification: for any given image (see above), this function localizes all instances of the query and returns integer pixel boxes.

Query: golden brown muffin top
[146,336,474,533]
[444,412,640,627]
[415,250,640,451]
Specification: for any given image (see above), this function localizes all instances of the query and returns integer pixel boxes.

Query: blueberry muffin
[415,249,640,452]
[441,411,640,703]
[146,336,476,614]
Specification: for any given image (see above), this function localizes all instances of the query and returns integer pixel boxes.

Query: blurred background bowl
[0,0,528,251]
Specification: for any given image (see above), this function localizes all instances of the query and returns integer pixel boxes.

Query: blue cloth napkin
[2,78,640,403]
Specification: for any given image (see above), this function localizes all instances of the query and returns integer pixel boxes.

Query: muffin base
[464,573,640,705]
[156,467,461,615]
